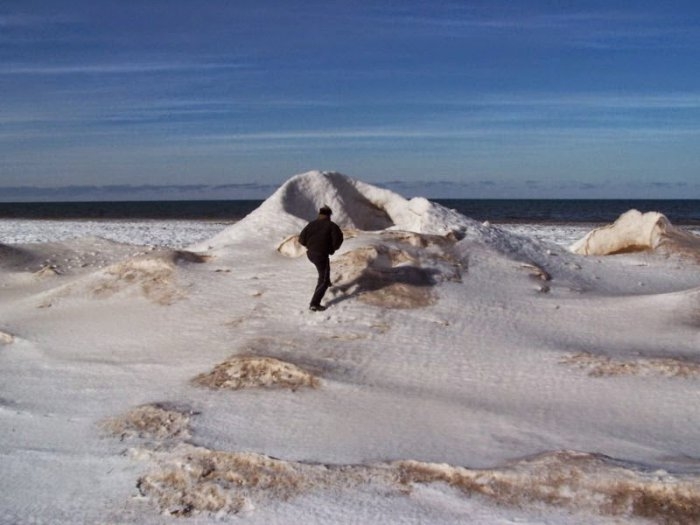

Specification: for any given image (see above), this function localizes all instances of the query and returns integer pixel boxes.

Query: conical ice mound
[191,171,476,252]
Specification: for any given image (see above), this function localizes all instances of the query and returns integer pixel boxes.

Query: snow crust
[2,171,700,524]
[0,219,227,247]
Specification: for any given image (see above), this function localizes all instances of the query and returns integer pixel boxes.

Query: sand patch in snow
[0,330,15,345]
[90,250,205,304]
[32,249,206,307]
[519,262,552,282]
[192,356,320,391]
[331,234,462,309]
[135,443,700,523]
[103,402,700,522]
[395,451,700,524]
[92,257,180,304]
[332,246,435,308]
[33,264,61,278]
[561,352,700,378]
[519,262,552,292]
[136,445,333,516]
[102,403,193,442]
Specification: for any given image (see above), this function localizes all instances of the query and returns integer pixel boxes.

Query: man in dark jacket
[298,205,344,311]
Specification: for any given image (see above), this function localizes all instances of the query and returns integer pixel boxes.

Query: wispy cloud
[376,177,700,199]
[0,13,75,28]
[0,61,244,76]
[0,183,281,202]
[195,121,700,145]
[391,10,619,31]
[199,129,459,141]
[372,6,695,50]
[468,93,700,110]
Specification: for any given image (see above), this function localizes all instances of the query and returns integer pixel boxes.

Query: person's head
[318,205,332,218]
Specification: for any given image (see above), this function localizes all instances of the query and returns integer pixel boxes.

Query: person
[298,205,344,311]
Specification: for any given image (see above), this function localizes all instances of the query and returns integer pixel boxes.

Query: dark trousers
[307,251,331,307]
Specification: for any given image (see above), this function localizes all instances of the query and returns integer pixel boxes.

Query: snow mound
[192,356,320,391]
[1,237,140,274]
[93,250,207,303]
[37,249,206,306]
[94,256,180,304]
[102,403,193,442]
[192,171,476,251]
[570,209,700,258]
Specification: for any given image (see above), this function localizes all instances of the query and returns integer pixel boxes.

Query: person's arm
[298,224,309,247]
[331,224,343,252]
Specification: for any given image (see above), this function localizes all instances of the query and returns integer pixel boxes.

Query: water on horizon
[0,199,698,225]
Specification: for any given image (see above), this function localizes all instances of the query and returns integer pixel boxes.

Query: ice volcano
[193,170,654,296]
[191,171,477,252]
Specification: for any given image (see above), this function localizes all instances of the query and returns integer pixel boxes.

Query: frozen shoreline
[6,218,698,249]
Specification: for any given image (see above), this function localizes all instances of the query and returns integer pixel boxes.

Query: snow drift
[570,209,700,258]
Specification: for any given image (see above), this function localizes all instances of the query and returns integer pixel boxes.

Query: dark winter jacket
[298,216,343,256]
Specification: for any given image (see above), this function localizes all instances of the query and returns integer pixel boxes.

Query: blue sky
[1,0,699,200]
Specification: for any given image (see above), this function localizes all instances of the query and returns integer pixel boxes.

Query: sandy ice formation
[102,403,193,442]
[136,438,700,522]
[2,170,700,524]
[561,351,700,378]
[193,355,320,391]
[570,208,700,258]
[329,232,462,309]
[123,402,700,523]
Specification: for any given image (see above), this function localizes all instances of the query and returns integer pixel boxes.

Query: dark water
[438,199,700,225]
[0,199,699,225]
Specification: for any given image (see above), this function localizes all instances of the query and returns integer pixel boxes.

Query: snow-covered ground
[1,171,700,524]
[0,219,232,248]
